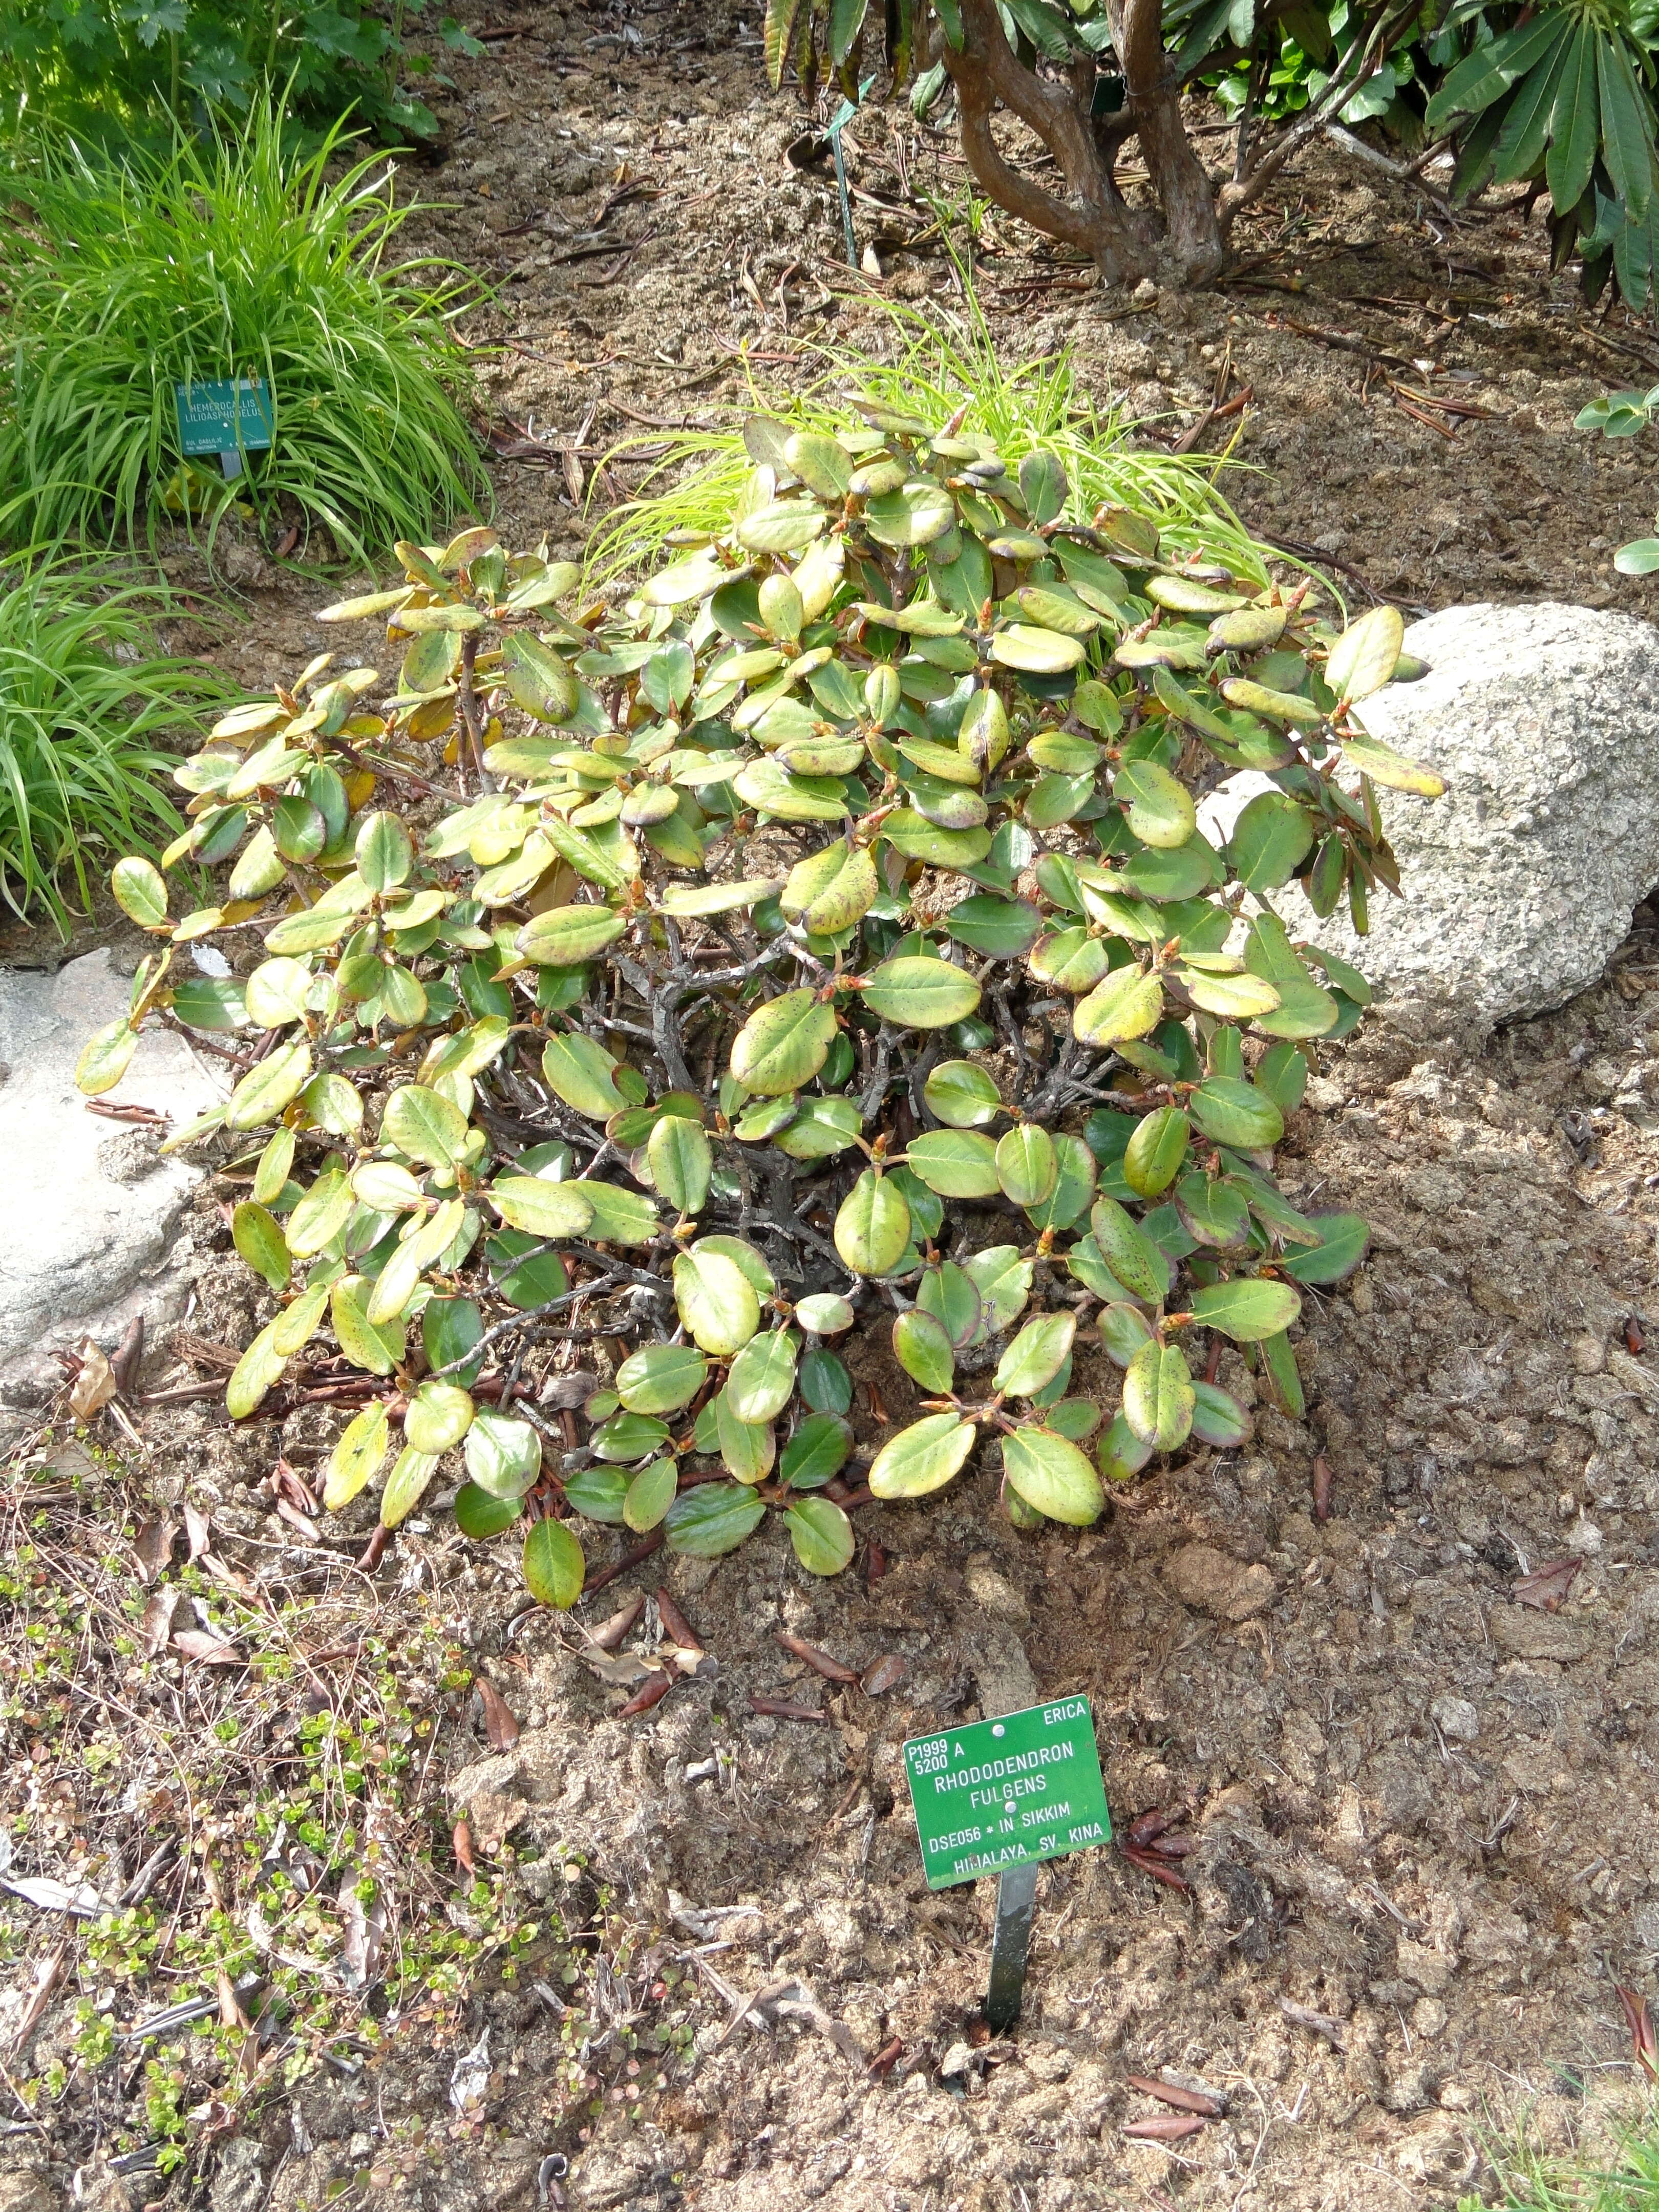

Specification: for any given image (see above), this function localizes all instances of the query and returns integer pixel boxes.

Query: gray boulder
[1280,601,1659,1025]
[0,950,222,1389]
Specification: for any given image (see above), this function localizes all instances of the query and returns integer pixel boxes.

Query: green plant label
[902,1696,1112,1890]
[175,377,274,478]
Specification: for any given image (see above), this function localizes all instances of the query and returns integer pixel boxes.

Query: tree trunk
[941,0,1162,286]
[1110,0,1224,280]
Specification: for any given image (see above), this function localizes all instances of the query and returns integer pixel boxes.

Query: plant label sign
[903,1696,1112,1891]
[174,378,273,481]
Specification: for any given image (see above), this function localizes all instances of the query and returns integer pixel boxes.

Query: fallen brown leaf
[140,1587,179,1657]
[1617,1984,1657,2082]
[1128,1805,1187,1847]
[172,1629,242,1666]
[10,1943,68,2052]
[1513,1557,1582,1612]
[70,1339,118,1420]
[777,1633,858,1685]
[476,1677,521,1751]
[618,1671,674,1718]
[1312,1454,1332,1523]
[656,1588,702,1654]
[867,2036,903,2079]
[133,1517,178,1584]
[1126,2076,1223,2117]
[749,1693,827,1722]
[1123,2114,1206,2141]
[453,1820,475,1875]
[183,1503,211,1561]
[589,1592,646,1651]
[860,1654,907,1696]
[1122,1844,1190,1890]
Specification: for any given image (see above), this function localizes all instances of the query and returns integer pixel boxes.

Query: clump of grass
[0,561,226,927]
[0,100,490,565]
[585,244,1267,588]
[1461,2095,1659,2210]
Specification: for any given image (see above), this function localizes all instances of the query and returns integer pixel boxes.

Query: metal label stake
[986,1860,1039,2033]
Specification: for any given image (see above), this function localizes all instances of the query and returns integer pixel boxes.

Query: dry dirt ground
[4,3,1659,2208]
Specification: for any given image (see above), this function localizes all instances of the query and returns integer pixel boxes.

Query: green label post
[903,1694,1112,2034]
[174,377,274,482]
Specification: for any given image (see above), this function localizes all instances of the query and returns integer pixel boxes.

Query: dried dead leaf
[476,1677,521,1751]
[9,1943,67,2051]
[777,1633,858,1684]
[337,1866,385,1990]
[139,1586,179,1657]
[1513,1556,1583,1611]
[588,1591,645,1651]
[453,1820,475,1875]
[133,1517,177,1584]
[860,1654,907,1696]
[1126,2075,1223,2117]
[183,1503,211,1560]
[69,1339,117,1420]
[1123,2114,1206,2142]
[655,1588,702,1654]
[172,1629,242,1666]
[749,1693,825,1722]
[1617,1984,1657,2082]
[582,1650,660,1689]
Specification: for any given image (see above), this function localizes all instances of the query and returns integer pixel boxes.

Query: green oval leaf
[834,1169,911,1277]
[726,1327,801,1423]
[323,1400,391,1511]
[1184,1277,1303,1340]
[781,1411,854,1490]
[730,990,838,1095]
[994,1124,1057,1209]
[1122,1339,1196,1451]
[1123,1107,1189,1198]
[488,1178,597,1240]
[112,856,167,928]
[380,1444,440,1527]
[464,1410,543,1498]
[523,1515,585,1606]
[405,1380,475,1454]
[860,956,982,1030]
[516,904,628,966]
[624,1457,678,1532]
[994,1311,1076,1400]
[673,1247,761,1355]
[616,1343,708,1415]
[664,1481,767,1558]
[922,1059,1002,1129]
[232,1201,290,1293]
[903,1128,1001,1198]
[1189,1076,1284,1150]
[1003,1427,1104,1526]
[785,1496,855,1576]
[384,1082,469,1167]
[893,1308,956,1394]
[868,1413,979,1498]
[1072,967,1164,1048]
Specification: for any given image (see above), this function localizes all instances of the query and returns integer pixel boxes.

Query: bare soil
[5,4,1659,2207]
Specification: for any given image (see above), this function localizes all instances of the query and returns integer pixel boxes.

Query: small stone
[1349,1276,1375,1315]
[963,1552,1029,1625]
[1430,1694,1479,1742]
[1132,276,1158,304]
[1411,1997,1448,2038]
[1164,1544,1275,1622]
